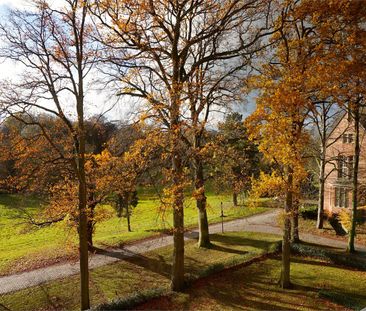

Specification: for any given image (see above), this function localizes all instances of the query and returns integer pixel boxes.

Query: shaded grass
[291,242,366,271]
[299,217,366,245]
[0,193,270,275]
[0,232,281,311]
[137,255,366,311]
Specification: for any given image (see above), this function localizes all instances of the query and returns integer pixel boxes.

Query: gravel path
[0,209,365,295]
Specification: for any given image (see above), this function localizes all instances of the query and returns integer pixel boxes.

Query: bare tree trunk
[170,76,185,291]
[87,218,93,250]
[117,194,123,218]
[281,167,293,289]
[195,160,210,248]
[233,192,238,206]
[87,193,96,250]
[317,150,326,229]
[291,199,300,243]
[77,152,90,310]
[348,104,360,253]
[77,30,90,307]
[126,203,131,232]
[171,152,185,291]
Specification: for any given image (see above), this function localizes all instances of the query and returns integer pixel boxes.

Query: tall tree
[93,0,279,290]
[0,1,100,308]
[308,101,343,229]
[246,0,321,286]
[300,0,366,252]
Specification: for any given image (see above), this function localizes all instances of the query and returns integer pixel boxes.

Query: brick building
[324,112,366,213]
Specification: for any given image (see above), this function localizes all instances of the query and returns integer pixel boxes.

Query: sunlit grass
[137,256,366,311]
[0,232,281,311]
[0,192,270,275]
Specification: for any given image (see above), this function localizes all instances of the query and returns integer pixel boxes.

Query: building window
[342,133,354,143]
[335,187,349,208]
[337,155,354,179]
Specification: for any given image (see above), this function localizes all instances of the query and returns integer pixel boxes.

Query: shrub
[337,209,351,232]
[335,207,366,234]
[291,243,366,271]
[299,205,318,220]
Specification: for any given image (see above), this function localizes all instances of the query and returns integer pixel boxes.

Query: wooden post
[221,202,224,233]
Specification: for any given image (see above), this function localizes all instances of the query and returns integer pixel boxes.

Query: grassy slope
[0,193,269,275]
[0,232,281,311]
[138,256,366,311]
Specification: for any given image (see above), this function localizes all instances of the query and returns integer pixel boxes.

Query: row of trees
[0,0,364,309]
[0,112,258,236]
[0,2,280,309]
[247,0,366,288]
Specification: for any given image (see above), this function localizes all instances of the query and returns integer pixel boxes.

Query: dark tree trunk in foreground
[348,103,360,253]
[126,203,131,232]
[77,136,90,310]
[291,199,300,243]
[171,151,185,291]
[0,1,96,309]
[86,203,97,250]
[195,160,210,248]
[170,84,185,291]
[87,219,93,249]
[281,168,293,289]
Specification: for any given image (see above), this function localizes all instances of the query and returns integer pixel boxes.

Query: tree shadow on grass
[289,256,365,271]
[93,247,171,278]
[180,269,313,311]
[178,258,349,311]
[209,233,276,250]
[208,243,250,255]
[145,228,173,235]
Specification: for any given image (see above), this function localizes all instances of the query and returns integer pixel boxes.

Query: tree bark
[281,167,293,289]
[317,150,326,229]
[233,192,238,206]
[170,61,185,290]
[77,150,90,310]
[170,152,185,291]
[87,218,93,250]
[195,160,210,248]
[126,203,131,232]
[348,103,360,253]
[87,196,96,250]
[316,103,329,230]
[117,194,123,218]
[291,199,300,243]
[76,25,90,306]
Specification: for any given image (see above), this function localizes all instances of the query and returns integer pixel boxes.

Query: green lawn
[137,256,366,311]
[0,232,281,311]
[0,193,270,275]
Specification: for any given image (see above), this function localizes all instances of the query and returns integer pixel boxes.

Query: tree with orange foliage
[294,0,366,252]
[0,1,99,308]
[0,114,73,194]
[92,0,281,289]
[246,0,321,287]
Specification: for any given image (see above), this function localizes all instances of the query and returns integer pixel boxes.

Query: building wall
[324,114,366,214]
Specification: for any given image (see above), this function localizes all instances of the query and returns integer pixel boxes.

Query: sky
[0,0,139,123]
[0,0,255,126]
